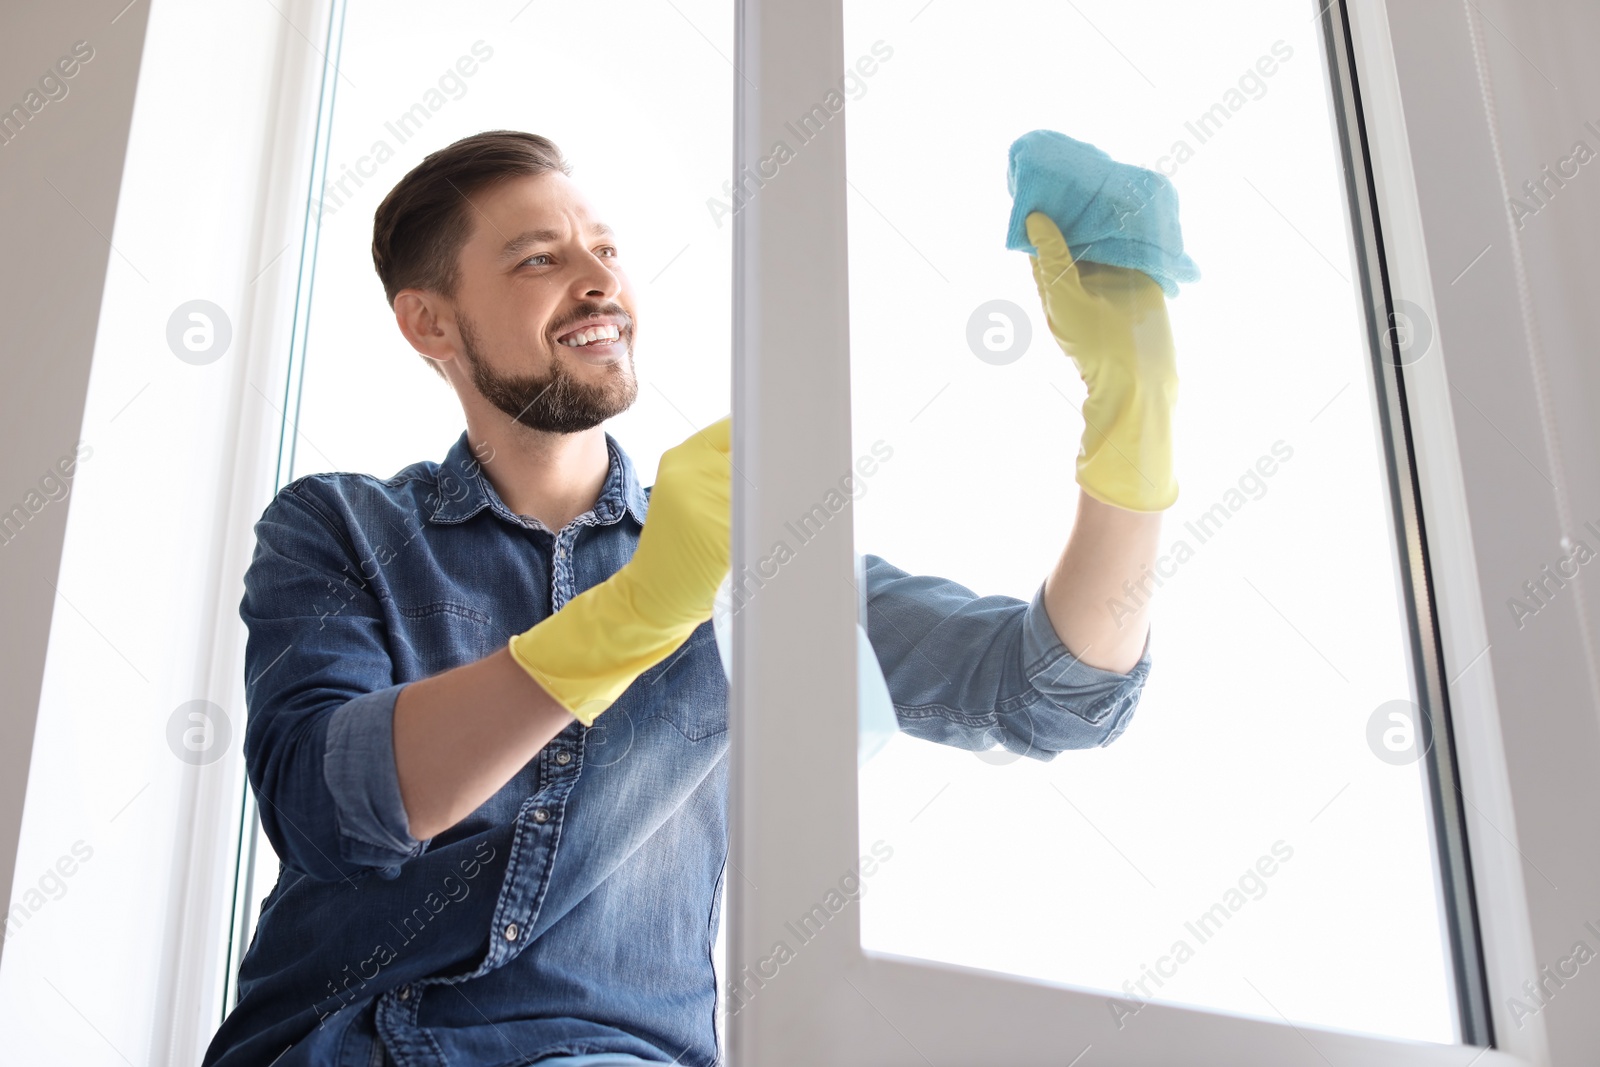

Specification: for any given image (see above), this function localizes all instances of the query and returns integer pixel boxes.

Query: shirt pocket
[642,622,728,741]
[392,599,497,678]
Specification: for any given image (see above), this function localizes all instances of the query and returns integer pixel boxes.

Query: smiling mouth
[557,323,623,348]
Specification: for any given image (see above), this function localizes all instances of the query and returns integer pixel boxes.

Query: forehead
[478,170,588,220]
[463,172,611,260]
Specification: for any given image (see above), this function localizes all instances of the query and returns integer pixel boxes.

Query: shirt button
[505,923,520,941]
[533,807,550,823]
[555,546,566,559]
[397,985,411,1001]
[555,751,571,765]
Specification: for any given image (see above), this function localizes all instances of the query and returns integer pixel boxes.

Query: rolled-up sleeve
[240,483,426,881]
[861,553,1151,761]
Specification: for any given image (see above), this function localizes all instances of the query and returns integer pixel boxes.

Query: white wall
[0,0,150,979]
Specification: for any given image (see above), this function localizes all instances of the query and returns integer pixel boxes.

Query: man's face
[445,171,638,434]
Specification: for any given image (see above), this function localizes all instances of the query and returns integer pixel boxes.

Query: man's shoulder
[280,459,440,495]
[265,459,444,532]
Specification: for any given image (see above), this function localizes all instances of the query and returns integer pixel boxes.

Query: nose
[571,245,622,301]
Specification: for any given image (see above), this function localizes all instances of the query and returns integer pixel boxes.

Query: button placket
[550,528,579,610]
[373,973,425,1056]
[485,780,578,969]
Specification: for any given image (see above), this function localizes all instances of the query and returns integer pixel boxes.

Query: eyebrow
[497,222,617,264]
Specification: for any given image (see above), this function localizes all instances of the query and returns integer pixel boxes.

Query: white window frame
[159,0,344,1060]
[216,0,352,1022]
[724,0,1594,1063]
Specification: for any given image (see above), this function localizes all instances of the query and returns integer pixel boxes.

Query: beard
[457,305,638,434]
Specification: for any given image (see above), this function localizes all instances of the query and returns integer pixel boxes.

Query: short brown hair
[372,130,572,376]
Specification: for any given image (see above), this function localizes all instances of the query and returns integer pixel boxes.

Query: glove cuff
[1077,377,1178,512]
[508,573,702,726]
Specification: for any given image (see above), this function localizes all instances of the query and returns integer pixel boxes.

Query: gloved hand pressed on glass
[507,415,732,726]
[1026,211,1179,512]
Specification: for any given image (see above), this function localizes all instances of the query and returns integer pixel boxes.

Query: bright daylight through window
[845,0,1463,1045]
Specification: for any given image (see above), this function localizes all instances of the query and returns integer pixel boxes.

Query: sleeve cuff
[323,682,427,869]
[1020,580,1152,726]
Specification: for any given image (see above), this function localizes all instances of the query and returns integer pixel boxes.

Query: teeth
[560,324,620,347]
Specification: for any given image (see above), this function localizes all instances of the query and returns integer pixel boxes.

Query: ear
[393,289,459,366]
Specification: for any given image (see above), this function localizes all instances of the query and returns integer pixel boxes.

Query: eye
[520,252,553,268]
[597,245,618,258]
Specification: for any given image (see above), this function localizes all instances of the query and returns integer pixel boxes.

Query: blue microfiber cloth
[1005,129,1200,298]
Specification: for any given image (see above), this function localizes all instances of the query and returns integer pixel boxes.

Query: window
[845,0,1463,1043]
[723,0,1528,1062]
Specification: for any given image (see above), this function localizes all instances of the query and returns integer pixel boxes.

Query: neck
[464,410,612,533]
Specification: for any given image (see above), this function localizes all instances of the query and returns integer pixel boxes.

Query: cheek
[511,312,557,355]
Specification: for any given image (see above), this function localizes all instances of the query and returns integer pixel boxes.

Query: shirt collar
[427,430,650,529]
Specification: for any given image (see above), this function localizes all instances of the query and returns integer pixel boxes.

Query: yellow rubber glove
[507,415,732,725]
[1026,211,1179,512]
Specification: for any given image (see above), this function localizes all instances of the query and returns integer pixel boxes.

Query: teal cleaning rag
[1005,129,1200,298]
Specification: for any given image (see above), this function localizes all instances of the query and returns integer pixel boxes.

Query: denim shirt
[204,430,1152,1067]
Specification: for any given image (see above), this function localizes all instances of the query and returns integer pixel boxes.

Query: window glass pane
[233,0,732,989]
[847,0,1457,1043]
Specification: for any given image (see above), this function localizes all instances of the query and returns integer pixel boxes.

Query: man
[204,129,1172,1067]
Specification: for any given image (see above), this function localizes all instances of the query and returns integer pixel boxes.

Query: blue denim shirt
[204,430,1151,1067]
